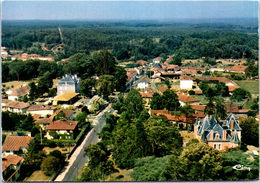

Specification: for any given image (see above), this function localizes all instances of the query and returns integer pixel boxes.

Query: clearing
[235,80,259,95]
[24,170,51,181]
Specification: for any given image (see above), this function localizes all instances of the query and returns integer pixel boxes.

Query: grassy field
[24,170,51,181]
[235,80,259,95]
[107,169,133,181]
[3,78,58,88]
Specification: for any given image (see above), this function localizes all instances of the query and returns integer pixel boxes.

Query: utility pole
[40,127,43,145]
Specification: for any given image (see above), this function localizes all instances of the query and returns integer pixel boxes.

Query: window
[214,144,216,149]
[218,144,221,150]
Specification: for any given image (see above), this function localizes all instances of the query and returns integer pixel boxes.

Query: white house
[2,101,30,114]
[45,120,78,140]
[57,74,81,95]
[153,57,163,64]
[2,136,34,155]
[6,85,30,101]
[27,104,57,117]
[137,78,149,89]
[180,75,194,90]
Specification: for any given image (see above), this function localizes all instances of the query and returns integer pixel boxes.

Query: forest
[2,20,258,61]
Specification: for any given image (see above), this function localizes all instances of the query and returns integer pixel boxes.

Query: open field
[3,78,59,88]
[235,80,259,95]
[24,170,51,181]
[107,168,133,181]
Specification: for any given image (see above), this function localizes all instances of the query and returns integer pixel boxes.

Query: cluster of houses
[1,47,53,61]
[121,56,257,151]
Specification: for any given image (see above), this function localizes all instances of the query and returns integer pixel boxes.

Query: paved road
[56,104,113,181]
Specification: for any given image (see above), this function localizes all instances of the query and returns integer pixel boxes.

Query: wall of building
[27,110,54,117]
[180,80,193,89]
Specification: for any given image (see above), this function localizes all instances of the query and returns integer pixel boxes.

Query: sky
[2,1,258,21]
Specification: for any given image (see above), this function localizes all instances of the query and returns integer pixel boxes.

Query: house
[140,92,153,104]
[6,85,30,101]
[57,74,81,95]
[2,136,34,155]
[53,91,79,105]
[126,71,137,89]
[46,120,78,140]
[35,118,53,130]
[194,114,241,151]
[2,101,30,114]
[180,75,194,90]
[152,110,195,130]
[137,78,150,89]
[158,87,168,94]
[225,104,249,116]
[178,94,199,106]
[50,109,75,121]
[27,104,57,117]
[153,57,163,64]
[226,65,248,73]
[2,155,23,182]
[136,60,148,66]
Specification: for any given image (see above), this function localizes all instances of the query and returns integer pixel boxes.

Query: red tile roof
[35,118,53,124]
[180,75,195,80]
[226,65,248,72]
[143,88,155,94]
[157,113,195,124]
[49,109,74,121]
[192,111,206,118]
[2,99,12,104]
[178,94,199,103]
[181,69,198,74]
[136,60,148,65]
[228,85,239,92]
[140,92,153,98]
[190,105,205,111]
[6,101,30,109]
[153,57,163,61]
[2,155,23,173]
[158,87,168,93]
[127,71,137,81]
[225,104,239,113]
[27,104,57,111]
[32,114,41,121]
[8,85,30,97]
[203,77,237,86]
[2,136,34,151]
[46,120,78,130]
[151,110,169,115]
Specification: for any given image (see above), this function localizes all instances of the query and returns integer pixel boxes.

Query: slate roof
[2,155,23,173]
[2,136,34,151]
[58,74,81,86]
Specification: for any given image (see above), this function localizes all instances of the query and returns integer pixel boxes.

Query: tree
[96,75,115,100]
[130,156,172,181]
[124,89,144,119]
[41,156,60,176]
[54,111,66,120]
[239,117,259,147]
[28,82,40,101]
[20,114,34,131]
[80,78,96,97]
[37,71,53,95]
[162,89,180,111]
[113,66,127,91]
[92,50,117,75]
[169,142,223,181]
[75,112,87,128]
[180,105,195,117]
[49,150,65,168]
[2,111,15,130]
[144,115,183,157]
[150,92,164,110]
[31,126,40,137]
[231,88,251,102]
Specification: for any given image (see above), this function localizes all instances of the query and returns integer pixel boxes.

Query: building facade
[57,74,81,95]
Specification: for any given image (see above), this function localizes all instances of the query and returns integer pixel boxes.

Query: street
[55,104,113,181]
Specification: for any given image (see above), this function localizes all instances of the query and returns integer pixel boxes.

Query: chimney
[231,120,234,129]
[222,130,226,140]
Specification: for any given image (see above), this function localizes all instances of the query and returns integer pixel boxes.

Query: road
[55,104,113,181]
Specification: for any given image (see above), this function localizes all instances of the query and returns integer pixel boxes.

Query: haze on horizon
[2,1,258,21]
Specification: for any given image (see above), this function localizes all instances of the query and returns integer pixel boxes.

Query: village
[1,48,259,181]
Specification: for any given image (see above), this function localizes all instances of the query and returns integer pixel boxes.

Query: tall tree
[162,89,180,111]
[239,117,259,147]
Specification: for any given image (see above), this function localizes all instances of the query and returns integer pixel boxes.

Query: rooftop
[178,94,199,103]
[27,104,57,111]
[2,136,34,151]
[54,91,79,101]
[2,155,23,173]
[46,120,78,130]
[8,85,30,97]
[5,101,30,109]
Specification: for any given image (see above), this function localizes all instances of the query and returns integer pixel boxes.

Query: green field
[235,80,259,95]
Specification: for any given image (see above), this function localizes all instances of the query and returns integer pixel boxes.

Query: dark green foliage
[31,126,40,137]
[146,71,154,78]
[245,63,258,78]
[79,78,96,97]
[150,92,164,110]
[240,117,259,147]
[231,88,251,102]
[130,156,172,181]
[188,90,195,95]
[203,57,217,65]
[180,105,195,117]
[41,156,60,176]
[75,112,87,128]
[162,89,180,111]
[186,139,199,147]
[96,75,115,100]
[54,111,66,120]
[28,82,40,101]
[2,134,6,143]
[113,66,127,91]
[204,97,227,119]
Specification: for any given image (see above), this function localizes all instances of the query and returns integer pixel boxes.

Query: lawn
[3,78,58,88]
[235,80,259,95]
[24,170,51,181]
